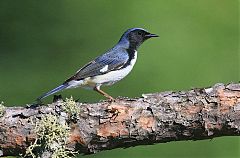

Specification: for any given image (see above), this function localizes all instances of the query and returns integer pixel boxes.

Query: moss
[0,102,5,117]
[24,97,80,157]
[25,114,76,158]
[61,96,80,120]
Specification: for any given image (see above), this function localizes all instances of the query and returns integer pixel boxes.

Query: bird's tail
[37,84,69,101]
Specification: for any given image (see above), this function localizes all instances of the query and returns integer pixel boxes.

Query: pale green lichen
[51,146,75,158]
[24,139,41,158]
[0,101,5,117]
[25,114,76,158]
[61,96,80,120]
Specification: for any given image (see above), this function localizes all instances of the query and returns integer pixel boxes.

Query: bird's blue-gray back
[65,48,129,82]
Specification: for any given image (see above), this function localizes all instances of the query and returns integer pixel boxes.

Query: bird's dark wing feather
[64,50,129,82]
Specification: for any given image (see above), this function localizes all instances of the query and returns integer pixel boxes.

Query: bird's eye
[138,31,142,36]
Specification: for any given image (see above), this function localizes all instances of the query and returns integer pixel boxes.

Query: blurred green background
[0,0,239,158]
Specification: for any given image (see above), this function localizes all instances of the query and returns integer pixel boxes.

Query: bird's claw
[107,97,116,102]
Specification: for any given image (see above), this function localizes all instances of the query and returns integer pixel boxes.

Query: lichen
[0,101,5,117]
[61,96,80,120]
[25,114,76,158]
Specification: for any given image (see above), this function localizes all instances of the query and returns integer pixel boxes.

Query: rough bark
[0,83,240,157]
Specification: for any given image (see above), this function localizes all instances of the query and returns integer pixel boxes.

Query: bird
[37,28,158,101]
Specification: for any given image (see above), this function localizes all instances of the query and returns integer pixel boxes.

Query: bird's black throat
[129,38,141,51]
[127,37,139,56]
[122,47,136,68]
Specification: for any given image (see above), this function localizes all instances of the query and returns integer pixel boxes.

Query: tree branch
[0,83,240,157]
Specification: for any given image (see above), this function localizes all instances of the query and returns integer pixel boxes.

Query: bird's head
[119,28,158,49]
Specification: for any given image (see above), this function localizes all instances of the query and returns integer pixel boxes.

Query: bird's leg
[94,86,119,117]
[93,87,115,101]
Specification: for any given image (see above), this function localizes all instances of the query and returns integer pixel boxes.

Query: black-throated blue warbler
[37,28,158,101]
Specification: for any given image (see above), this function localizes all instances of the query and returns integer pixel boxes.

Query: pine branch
[0,83,240,157]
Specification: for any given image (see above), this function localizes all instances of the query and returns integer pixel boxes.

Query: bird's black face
[128,29,158,49]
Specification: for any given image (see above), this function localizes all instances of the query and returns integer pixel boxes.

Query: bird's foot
[105,95,116,102]
[107,97,116,102]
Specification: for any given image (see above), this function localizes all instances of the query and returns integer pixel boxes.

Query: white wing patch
[100,65,109,73]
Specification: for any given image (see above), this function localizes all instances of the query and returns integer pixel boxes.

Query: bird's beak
[145,33,159,38]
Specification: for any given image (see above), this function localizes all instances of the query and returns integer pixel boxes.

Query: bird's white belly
[91,52,137,86]
[67,51,137,89]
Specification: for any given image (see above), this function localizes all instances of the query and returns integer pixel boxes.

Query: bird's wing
[64,51,129,82]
